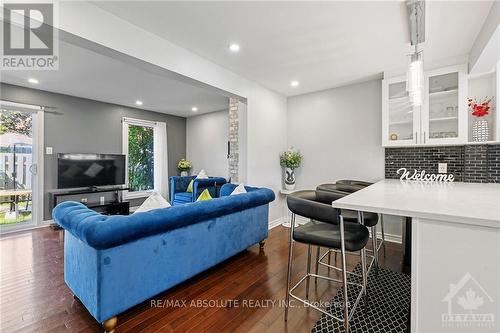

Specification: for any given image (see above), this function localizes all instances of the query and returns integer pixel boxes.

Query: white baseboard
[376,231,402,244]
[268,217,283,230]
[295,215,309,224]
[369,227,402,244]
[268,215,308,230]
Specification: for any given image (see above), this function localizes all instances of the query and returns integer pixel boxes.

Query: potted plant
[468,97,494,142]
[280,148,302,190]
[177,158,192,176]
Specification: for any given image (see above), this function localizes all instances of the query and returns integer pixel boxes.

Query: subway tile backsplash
[464,145,488,183]
[385,144,500,183]
[487,145,500,183]
[385,146,465,181]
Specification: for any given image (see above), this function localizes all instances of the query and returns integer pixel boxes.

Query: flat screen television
[57,153,126,189]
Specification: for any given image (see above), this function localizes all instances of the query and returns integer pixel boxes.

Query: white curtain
[154,121,169,199]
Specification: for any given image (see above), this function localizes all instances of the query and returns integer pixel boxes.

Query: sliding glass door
[0,101,43,233]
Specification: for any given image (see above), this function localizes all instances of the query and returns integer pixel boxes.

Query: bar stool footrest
[288,272,366,323]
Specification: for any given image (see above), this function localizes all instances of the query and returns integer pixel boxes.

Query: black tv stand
[51,187,130,216]
[86,201,130,215]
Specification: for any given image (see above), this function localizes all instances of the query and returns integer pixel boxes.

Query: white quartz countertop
[331,179,500,228]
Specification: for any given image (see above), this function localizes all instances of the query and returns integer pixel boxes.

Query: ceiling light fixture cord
[406,0,424,107]
[414,1,419,55]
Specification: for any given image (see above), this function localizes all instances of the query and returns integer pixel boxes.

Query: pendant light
[406,0,425,107]
[407,49,423,107]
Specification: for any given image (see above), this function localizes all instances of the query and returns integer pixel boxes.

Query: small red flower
[468,97,493,117]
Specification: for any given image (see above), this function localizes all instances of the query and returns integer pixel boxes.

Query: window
[127,124,154,192]
[122,118,168,199]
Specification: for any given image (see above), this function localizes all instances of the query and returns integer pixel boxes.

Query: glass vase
[471,118,489,142]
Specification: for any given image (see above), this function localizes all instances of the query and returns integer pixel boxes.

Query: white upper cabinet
[382,64,468,147]
[382,76,420,146]
[422,64,468,145]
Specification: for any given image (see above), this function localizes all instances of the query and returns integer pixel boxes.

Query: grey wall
[186,109,228,177]
[287,79,403,239]
[287,79,385,186]
[0,83,186,219]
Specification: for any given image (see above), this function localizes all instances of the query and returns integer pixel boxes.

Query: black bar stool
[285,190,370,333]
[310,185,376,280]
[336,179,374,187]
[317,183,386,272]
[335,180,386,258]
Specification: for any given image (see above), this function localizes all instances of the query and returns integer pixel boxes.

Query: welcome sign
[397,168,455,182]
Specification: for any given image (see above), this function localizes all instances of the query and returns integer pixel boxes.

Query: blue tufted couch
[52,183,275,332]
[169,176,227,205]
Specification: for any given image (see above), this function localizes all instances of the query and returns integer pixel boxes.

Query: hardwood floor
[0,226,404,333]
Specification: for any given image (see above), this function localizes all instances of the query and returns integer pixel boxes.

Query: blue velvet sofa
[52,184,274,332]
[169,176,227,205]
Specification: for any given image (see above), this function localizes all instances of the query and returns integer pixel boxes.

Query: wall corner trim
[268,217,283,230]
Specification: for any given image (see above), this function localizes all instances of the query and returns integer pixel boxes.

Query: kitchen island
[332,179,500,332]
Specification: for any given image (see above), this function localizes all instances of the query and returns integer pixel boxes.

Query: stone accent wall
[228,98,239,183]
[385,144,500,183]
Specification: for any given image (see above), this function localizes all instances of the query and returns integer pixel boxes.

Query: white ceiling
[94,1,494,96]
[0,39,229,117]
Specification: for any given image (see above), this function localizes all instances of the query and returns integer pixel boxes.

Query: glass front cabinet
[382,64,467,147]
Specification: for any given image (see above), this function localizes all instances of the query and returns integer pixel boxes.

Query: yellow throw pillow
[196,189,212,201]
[186,179,194,193]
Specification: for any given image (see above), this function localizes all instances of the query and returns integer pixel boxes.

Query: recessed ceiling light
[28,78,39,84]
[191,106,198,112]
[135,100,143,106]
[290,80,299,87]
[229,43,240,53]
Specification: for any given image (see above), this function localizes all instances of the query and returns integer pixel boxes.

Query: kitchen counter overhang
[331,179,500,229]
